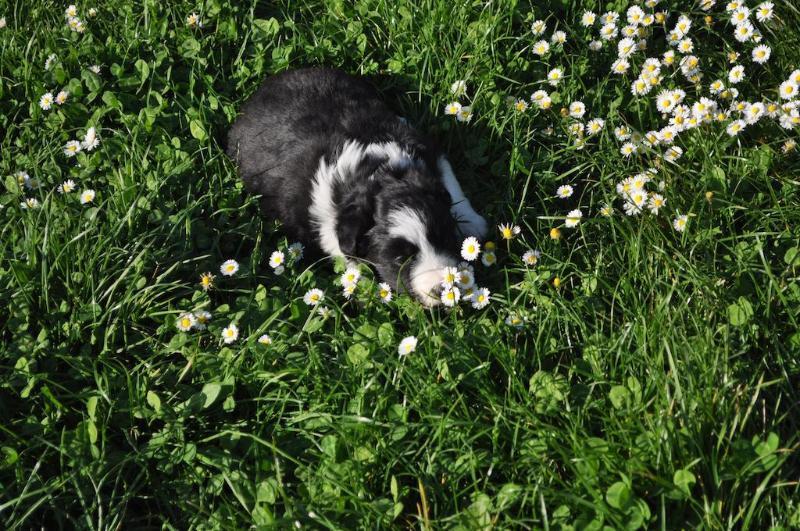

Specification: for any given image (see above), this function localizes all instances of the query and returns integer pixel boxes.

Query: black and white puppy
[227,67,487,306]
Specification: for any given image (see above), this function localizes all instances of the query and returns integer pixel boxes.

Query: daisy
[532,40,550,56]
[647,193,666,214]
[620,142,637,157]
[456,267,475,289]
[731,6,750,24]
[513,99,528,112]
[505,314,525,328]
[80,189,95,204]
[186,13,202,27]
[450,80,467,97]
[481,251,497,266]
[586,118,605,135]
[199,272,215,290]
[258,334,273,345]
[677,38,694,54]
[222,323,239,344]
[340,267,361,286]
[440,266,458,288]
[728,65,745,84]
[456,106,473,123]
[601,11,619,25]
[194,310,212,330]
[220,259,239,276]
[710,80,725,95]
[342,283,357,299]
[581,11,597,26]
[39,92,54,110]
[589,40,603,51]
[733,21,754,42]
[45,54,57,70]
[461,237,481,261]
[265,250,283,270]
[614,126,631,141]
[547,68,563,86]
[565,209,582,228]
[89,65,101,74]
[55,90,69,105]
[569,101,586,118]
[726,119,746,136]
[175,312,196,332]
[81,127,100,151]
[440,286,461,307]
[782,139,797,153]
[600,204,614,217]
[551,31,566,44]
[627,5,645,25]
[531,20,547,35]
[549,227,562,240]
[664,146,684,162]
[779,80,798,100]
[444,101,462,116]
[662,50,676,66]
[745,102,766,124]
[756,2,774,22]
[611,58,630,75]
[303,288,324,306]
[378,282,392,303]
[58,179,76,193]
[556,185,574,198]
[618,37,636,58]
[498,223,521,240]
[65,4,78,17]
[21,198,40,209]
[63,140,82,157]
[522,249,541,265]
[398,336,418,356]
[655,91,678,113]
[88,7,97,17]
[600,23,618,40]
[471,287,490,309]
[287,242,304,260]
[673,214,688,232]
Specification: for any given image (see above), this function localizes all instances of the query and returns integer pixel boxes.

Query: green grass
[2,0,800,528]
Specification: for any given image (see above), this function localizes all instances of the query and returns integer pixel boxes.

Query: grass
[1,0,800,528]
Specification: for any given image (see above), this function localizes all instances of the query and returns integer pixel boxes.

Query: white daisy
[378,282,393,303]
[726,119,746,136]
[80,189,95,204]
[728,65,745,84]
[471,287,490,309]
[522,249,541,265]
[220,259,240,276]
[175,312,196,332]
[20,197,40,210]
[569,101,586,118]
[556,184,574,198]
[755,2,774,22]
[63,140,82,157]
[581,11,597,26]
[39,92,54,110]
[194,310,212,330]
[450,80,467,97]
[303,288,324,306]
[55,90,69,105]
[647,193,666,214]
[460,237,481,261]
[58,179,76,193]
[565,209,582,228]
[779,80,798,100]
[547,68,563,86]
[222,323,239,344]
[440,286,461,307]
[398,336,418,356]
[258,334,273,345]
[751,45,771,65]
[269,251,285,269]
[586,118,605,135]
[444,101,462,116]
[81,127,100,151]
[673,214,688,232]
[532,40,550,56]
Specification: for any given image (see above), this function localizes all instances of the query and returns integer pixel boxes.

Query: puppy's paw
[458,214,489,239]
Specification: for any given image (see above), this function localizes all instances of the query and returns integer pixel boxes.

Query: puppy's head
[336,161,460,306]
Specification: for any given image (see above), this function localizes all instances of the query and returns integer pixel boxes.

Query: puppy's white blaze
[387,207,456,306]
[437,157,488,238]
[309,140,366,257]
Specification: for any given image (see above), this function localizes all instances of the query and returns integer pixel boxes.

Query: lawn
[1,0,799,528]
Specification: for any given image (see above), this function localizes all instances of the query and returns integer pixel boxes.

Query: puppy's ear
[336,154,385,258]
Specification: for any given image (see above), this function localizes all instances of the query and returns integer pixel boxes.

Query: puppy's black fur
[227,68,471,299]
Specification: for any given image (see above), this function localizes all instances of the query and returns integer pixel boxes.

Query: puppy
[227,68,487,305]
